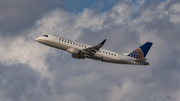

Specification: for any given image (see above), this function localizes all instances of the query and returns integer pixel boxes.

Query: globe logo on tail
[128,48,144,59]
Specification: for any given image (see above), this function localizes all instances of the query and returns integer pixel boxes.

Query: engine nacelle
[67,48,84,59]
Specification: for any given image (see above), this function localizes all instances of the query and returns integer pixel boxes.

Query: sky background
[0,0,180,101]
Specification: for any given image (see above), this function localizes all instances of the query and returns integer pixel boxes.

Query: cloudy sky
[0,0,180,101]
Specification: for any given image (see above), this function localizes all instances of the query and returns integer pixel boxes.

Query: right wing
[82,39,106,55]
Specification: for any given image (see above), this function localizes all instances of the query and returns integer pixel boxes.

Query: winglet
[82,39,107,54]
[100,39,106,46]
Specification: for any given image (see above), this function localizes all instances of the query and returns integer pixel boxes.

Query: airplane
[35,34,153,65]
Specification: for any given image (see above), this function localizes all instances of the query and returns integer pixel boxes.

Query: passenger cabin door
[53,36,59,43]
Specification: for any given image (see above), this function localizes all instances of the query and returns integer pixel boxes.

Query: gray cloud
[0,64,40,101]
[0,0,180,101]
[0,0,66,37]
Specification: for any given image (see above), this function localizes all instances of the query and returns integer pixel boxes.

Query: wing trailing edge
[82,39,106,54]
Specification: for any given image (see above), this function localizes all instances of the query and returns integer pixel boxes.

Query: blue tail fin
[127,42,153,59]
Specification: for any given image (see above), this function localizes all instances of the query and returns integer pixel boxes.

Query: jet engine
[67,48,85,59]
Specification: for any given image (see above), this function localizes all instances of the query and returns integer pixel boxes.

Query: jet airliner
[35,35,153,65]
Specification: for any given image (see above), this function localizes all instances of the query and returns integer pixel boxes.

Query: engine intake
[67,48,84,59]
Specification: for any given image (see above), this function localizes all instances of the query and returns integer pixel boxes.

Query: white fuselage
[36,35,148,65]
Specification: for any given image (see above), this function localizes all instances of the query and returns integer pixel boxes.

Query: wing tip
[101,39,106,45]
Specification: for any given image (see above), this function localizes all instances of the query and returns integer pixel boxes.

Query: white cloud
[134,0,169,23]
[107,80,132,101]
[0,36,52,77]
[111,2,132,24]
[0,9,86,77]
[169,13,180,23]
[75,8,107,31]
[33,9,82,39]
[170,3,180,13]
[0,0,180,101]
[169,3,180,23]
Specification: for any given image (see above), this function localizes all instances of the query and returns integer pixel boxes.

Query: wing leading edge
[82,39,106,55]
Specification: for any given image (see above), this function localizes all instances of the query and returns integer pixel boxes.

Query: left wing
[82,39,106,55]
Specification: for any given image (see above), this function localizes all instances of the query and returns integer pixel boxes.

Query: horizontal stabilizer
[134,59,147,63]
[122,53,130,55]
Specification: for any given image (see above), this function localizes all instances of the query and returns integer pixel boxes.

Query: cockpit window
[43,35,48,37]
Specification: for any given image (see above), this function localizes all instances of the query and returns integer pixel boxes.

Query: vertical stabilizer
[127,42,153,59]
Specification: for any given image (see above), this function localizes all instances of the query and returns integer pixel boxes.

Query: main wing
[82,39,106,56]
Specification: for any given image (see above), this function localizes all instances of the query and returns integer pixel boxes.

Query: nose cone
[35,37,40,42]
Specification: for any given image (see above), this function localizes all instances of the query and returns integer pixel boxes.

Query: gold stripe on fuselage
[37,38,128,64]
